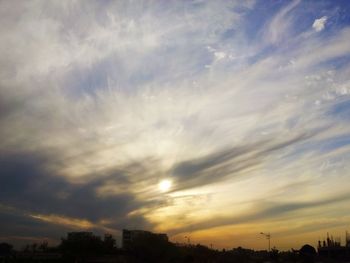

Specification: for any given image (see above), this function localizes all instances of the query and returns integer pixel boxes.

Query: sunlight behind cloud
[158,179,172,193]
[0,0,350,250]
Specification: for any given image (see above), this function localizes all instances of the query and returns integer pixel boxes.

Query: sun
[158,179,172,192]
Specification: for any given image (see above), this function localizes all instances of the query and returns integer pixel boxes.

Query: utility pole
[260,232,271,252]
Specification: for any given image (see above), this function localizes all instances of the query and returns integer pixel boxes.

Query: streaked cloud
[1,0,350,250]
[264,0,301,45]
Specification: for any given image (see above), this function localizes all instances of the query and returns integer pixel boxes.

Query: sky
[1,0,350,251]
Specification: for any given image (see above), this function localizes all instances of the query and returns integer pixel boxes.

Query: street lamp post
[260,232,271,252]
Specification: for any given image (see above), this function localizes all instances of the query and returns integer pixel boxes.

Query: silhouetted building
[122,229,168,248]
[317,232,350,260]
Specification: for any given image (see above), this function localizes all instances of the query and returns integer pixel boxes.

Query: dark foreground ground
[2,232,350,263]
[1,243,350,263]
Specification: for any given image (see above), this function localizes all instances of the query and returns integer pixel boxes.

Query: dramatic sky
[1,0,350,250]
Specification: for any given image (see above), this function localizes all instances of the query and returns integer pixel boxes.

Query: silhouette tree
[59,232,104,262]
[38,240,48,252]
[300,244,316,263]
[0,242,13,255]
[126,232,177,262]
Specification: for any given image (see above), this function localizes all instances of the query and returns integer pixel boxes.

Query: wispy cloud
[1,0,350,249]
[263,0,301,45]
[167,192,350,235]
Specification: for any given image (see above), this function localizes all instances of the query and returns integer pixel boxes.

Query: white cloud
[312,16,328,32]
[214,51,226,61]
[1,0,350,248]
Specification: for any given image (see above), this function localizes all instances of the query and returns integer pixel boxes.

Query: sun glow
[158,179,172,192]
